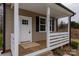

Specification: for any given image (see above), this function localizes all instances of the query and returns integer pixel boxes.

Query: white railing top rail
[50,32,69,36]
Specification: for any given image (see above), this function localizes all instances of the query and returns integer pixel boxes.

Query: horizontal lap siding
[5,5,14,49]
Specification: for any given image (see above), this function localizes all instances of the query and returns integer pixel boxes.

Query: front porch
[11,3,75,56]
[18,32,69,56]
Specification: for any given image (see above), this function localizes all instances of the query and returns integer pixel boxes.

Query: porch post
[68,16,71,46]
[46,6,50,48]
[14,3,19,56]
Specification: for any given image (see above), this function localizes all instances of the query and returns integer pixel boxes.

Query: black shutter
[36,16,39,32]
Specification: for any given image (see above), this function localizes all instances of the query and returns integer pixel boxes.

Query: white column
[14,3,19,56]
[46,6,50,48]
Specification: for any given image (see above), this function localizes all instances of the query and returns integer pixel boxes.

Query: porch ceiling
[19,3,74,18]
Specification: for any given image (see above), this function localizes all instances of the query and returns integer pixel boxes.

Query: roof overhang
[19,3,75,18]
[56,3,75,16]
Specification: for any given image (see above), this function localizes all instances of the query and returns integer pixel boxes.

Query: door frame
[19,15,32,42]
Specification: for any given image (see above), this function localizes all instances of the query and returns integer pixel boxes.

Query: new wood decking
[19,40,46,56]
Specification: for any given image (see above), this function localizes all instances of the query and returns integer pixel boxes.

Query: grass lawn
[72,39,79,43]
[72,39,79,46]
[0,32,2,48]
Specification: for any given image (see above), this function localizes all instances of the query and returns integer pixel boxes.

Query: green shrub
[71,21,79,28]
[71,41,79,49]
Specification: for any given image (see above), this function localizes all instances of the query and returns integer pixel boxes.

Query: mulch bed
[52,45,79,56]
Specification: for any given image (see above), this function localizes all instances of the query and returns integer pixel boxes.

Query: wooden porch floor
[36,40,46,49]
[19,40,46,56]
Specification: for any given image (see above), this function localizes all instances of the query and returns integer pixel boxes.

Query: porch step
[19,42,40,56]
[38,51,53,56]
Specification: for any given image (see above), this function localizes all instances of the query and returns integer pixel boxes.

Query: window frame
[39,16,46,32]
[39,16,54,32]
[22,19,28,25]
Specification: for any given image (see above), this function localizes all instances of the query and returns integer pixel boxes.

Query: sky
[59,3,79,23]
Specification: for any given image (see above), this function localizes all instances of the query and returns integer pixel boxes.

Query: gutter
[69,15,74,46]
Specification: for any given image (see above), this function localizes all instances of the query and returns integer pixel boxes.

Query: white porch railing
[48,32,69,48]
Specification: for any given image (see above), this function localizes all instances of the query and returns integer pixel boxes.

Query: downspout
[69,14,75,46]
[2,3,6,53]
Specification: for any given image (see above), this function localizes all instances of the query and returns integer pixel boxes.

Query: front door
[20,16,32,42]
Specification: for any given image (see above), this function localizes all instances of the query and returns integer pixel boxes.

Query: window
[22,19,28,25]
[39,17,46,32]
[39,16,54,32]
